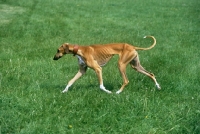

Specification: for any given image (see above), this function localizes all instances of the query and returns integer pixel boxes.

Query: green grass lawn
[0,0,199,133]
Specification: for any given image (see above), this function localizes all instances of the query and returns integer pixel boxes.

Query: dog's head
[53,43,71,60]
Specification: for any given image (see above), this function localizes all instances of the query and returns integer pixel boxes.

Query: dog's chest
[76,55,86,66]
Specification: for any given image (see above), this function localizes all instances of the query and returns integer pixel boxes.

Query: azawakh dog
[53,36,161,94]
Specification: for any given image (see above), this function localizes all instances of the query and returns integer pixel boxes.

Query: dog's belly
[96,55,113,66]
[92,47,114,67]
[77,54,113,67]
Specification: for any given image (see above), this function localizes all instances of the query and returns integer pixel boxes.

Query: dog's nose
[53,56,58,60]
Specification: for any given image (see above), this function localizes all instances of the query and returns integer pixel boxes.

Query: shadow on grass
[40,81,121,93]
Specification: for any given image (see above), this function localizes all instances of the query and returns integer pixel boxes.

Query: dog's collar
[73,45,79,56]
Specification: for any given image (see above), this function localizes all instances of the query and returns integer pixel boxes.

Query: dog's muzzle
[53,55,60,60]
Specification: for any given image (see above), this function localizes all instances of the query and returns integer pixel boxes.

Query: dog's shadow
[71,83,115,92]
[61,82,117,92]
[40,81,118,92]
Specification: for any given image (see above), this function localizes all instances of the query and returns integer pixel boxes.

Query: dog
[53,36,161,94]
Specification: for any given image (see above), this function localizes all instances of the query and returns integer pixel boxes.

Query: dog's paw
[106,90,112,94]
[62,89,68,93]
[100,84,112,94]
[116,90,122,94]
[103,89,112,94]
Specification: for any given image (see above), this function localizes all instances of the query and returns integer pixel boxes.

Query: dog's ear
[62,44,69,54]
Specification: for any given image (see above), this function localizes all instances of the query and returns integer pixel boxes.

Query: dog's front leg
[62,65,87,93]
[100,82,112,94]
[94,66,112,94]
[62,71,82,93]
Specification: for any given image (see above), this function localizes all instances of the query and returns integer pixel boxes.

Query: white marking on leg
[100,84,112,94]
[62,84,71,93]
[116,90,122,94]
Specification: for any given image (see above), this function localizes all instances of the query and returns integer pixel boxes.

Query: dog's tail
[135,36,156,50]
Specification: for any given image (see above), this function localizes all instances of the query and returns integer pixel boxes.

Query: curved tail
[135,36,156,50]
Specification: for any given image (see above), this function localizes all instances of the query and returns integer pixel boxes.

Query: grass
[0,0,199,133]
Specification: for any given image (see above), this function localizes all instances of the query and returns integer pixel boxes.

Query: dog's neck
[73,45,79,56]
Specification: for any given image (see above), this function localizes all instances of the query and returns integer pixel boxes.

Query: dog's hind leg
[130,55,161,89]
[116,50,136,94]
[116,62,129,94]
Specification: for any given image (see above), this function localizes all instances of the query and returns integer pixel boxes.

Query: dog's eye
[57,49,59,53]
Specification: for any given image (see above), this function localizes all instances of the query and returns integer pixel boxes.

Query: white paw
[102,89,112,94]
[62,89,68,93]
[106,90,112,94]
[116,90,122,94]
[100,84,112,94]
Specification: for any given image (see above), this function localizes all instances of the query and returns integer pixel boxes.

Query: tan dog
[53,36,161,94]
